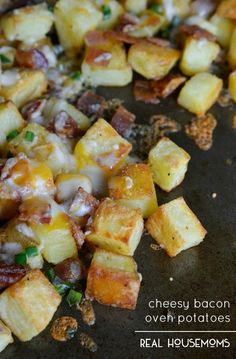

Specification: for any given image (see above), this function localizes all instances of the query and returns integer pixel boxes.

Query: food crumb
[212,192,217,199]
[169,277,174,282]
[50,316,78,341]
[79,333,98,352]
[150,243,162,251]
[226,158,232,165]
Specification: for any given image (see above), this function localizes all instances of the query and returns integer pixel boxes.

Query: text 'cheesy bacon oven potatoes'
[3,0,236,353]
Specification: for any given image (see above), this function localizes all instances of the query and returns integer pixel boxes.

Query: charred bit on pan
[50,316,78,342]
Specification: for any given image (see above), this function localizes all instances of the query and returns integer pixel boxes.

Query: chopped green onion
[15,252,27,265]
[70,71,81,80]
[24,131,35,142]
[45,268,55,282]
[55,283,72,296]
[66,289,82,307]
[151,4,163,14]
[0,54,11,64]
[25,246,38,258]
[102,5,112,20]
[6,130,19,141]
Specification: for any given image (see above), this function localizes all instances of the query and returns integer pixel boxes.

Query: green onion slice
[15,252,27,266]
[25,246,38,258]
[45,268,55,282]
[66,289,82,307]
[24,131,35,142]
[0,54,11,64]
[6,130,19,141]
[151,4,163,14]
[102,5,112,20]
[70,71,81,80]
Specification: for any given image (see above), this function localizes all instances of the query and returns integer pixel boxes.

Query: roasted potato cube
[86,199,143,256]
[108,164,158,218]
[8,123,77,176]
[82,32,132,87]
[55,172,92,203]
[0,3,54,44]
[97,0,124,30]
[86,249,141,309]
[177,72,223,116]
[229,71,236,102]
[216,0,236,20]
[0,69,47,108]
[210,14,234,48]
[0,320,13,352]
[43,97,90,133]
[185,16,217,35]
[123,0,147,14]
[30,198,79,264]
[180,37,219,76]
[0,269,61,341]
[228,27,236,69]
[146,197,207,257]
[128,41,180,80]
[74,118,132,194]
[148,137,190,192]
[0,154,56,200]
[54,0,102,55]
[0,101,25,153]
[127,10,163,38]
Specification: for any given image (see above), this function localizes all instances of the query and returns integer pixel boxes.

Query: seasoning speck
[169,277,174,282]
[212,193,217,199]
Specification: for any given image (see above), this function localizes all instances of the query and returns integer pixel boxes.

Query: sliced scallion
[15,252,27,265]
[6,129,19,141]
[24,131,35,142]
[25,246,38,258]
[102,5,112,20]
[66,289,82,307]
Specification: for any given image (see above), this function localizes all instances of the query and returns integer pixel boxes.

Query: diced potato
[86,249,141,309]
[0,47,16,69]
[123,0,147,14]
[97,0,124,30]
[30,198,78,264]
[43,97,90,132]
[228,27,236,69]
[210,14,234,48]
[108,164,158,218]
[216,0,236,19]
[229,71,236,102]
[8,123,77,176]
[82,32,132,87]
[54,0,102,55]
[0,154,56,200]
[0,101,25,153]
[74,118,132,194]
[55,172,92,203]
[148,138,190,192]
[0,320,13,353]
[0,269,61,341]
[177,72,223,116]
[185,16,217,35]
[180,37,220,76]
[127,10,163,38]
[4,218,40,248]
[86,199,143,256]
[0,3,54,44]
[0,69,47,108]
[146,197,207,257]
[128,41,180,80]
[166,0,191,19]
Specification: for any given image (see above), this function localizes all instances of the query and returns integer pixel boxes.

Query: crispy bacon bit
[185,113,217,150]
[77,91,107,119]
[16,49,48,70]
[79,333,98,352]
[85,31,108,47]
[50,316,78,342]
[110,105,135,137]
[19,200,52,225]
[134,75,186,104]
[147,37,173,48]
[150,115,181,138]
[177,25,217,45]
[78,298,96,326]
[85,48,112,67]
[55,258,84,283]
[134,80,160,104]
[49,111,81,139]
[69,187,99,220]
[0,263,27,289]
[69,217,85,250]
[109,31,139,44]
[21,98,46,122]
[116,12,139,33]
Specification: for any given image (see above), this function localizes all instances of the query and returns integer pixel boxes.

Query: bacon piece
[85,31,108,47]
[0,263,27,289]
[69,217,85,250]
[116,12,139,32]
[16,49,48,70]
[110,105,135,137]
[85,48,112,67]
[21,98,46,123]
[134,75,186,104]
[69,187,99,220]
[150,115,181,137]
[49,111,81,139]
[185,113,217,151]
[55,257,85,283]
[177,25,217,45]
[19,199,52,225]
[77,91,107,119]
